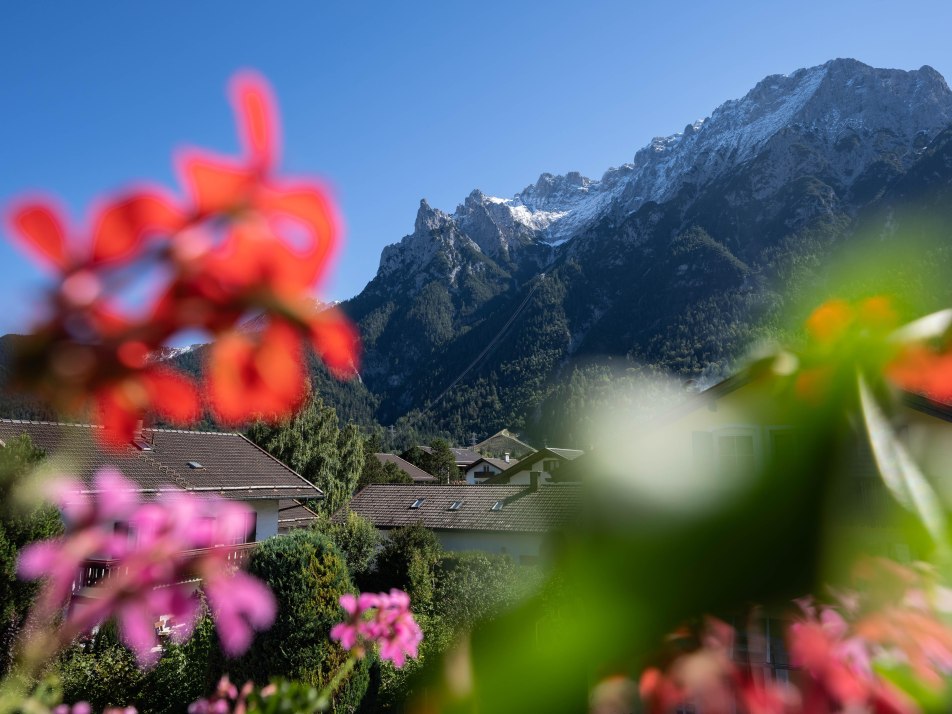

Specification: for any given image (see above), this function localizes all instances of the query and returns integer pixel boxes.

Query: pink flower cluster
[53,706,136,714]
[188,676,269,714]
[18,468,275,665]
[641,559,952,714]
[788,600,914,713]
[639,617,799,714]
[789,570,952,713]
[330,589,423,668]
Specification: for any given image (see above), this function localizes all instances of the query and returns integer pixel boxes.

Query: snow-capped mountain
[379,59,952,269]
[341,58,952,442]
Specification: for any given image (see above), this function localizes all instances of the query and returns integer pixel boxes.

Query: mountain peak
[374,59,952,282]
[414,198,450,233]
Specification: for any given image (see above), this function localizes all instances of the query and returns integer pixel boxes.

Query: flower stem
[316,655,357,710]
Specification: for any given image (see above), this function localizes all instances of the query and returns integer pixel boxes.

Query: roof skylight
[449,500,463,511]
[187,461,205,469]
[491,500,504,511]
[410,498,425,509]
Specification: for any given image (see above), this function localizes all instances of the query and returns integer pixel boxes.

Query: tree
[336,423,365,508]
[217,529,369,711]
[0,435,61,675]
[366,524,442,613]
[401,445,428,472]
[358,453,413,491]
[427,439,457,484]
[249,395,364,514]
[317,511,381,582]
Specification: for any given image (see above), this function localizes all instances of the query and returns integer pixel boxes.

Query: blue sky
[2,0,952,334]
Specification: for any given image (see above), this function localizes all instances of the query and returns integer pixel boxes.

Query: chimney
[529,471,540,492]
[134,419,144,441]
[504,452,510,463]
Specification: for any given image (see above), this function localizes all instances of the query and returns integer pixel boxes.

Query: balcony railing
[74,541,258,594]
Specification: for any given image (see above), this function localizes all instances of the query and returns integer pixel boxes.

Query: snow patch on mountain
[445,60,952,249]
[377,59,952,278]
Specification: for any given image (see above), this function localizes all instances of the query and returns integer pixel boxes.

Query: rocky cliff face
[341,59,952,441]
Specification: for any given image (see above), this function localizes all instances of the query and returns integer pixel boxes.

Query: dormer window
[448,500,463,511]
[410,498,425,509]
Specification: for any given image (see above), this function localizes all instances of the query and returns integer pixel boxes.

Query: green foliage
[317,511,381,582]
[433,553,541,631]
[58,643,143,712]
[57,613,215,714]
[249,396,365,514]
[373,554,541,712]
[365,524,441,614]
[425,439,457,484]
[337,423,365,500]
[220,530,368,711]
[137,614,216,714]
[0,435,61,675]
[357,454,412,491]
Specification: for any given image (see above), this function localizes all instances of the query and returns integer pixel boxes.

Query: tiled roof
[278,499,320,529]
[466,457,511,472]
[487,447,586,484]
[374,453,437,482]
[473,429,537,459]
[418,446,482,467]
[338,483,582,534]
[0,419,321,501]
[547,448,584,460]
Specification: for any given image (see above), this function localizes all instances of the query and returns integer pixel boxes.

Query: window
[448,500,463,511]
[187,461,205,469]
[410,498,425,509]
[693,429,758,477]
[491,500,504,512]
[718,434,755,476]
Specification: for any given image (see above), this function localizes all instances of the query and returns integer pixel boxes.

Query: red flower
[96,367,200,446]
[207,321,307,426]
[4,71,359,445]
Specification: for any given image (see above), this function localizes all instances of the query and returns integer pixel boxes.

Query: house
[278,499,321,533]
[486,447,584,486]
[338,481,582,564]
[374,453,437,483]
[473,429,537,461]
[412,445,483,475]
[575,369,952,561]
[0,419,322,542]
[464,456,513,484]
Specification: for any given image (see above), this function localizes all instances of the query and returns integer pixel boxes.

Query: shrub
[57,614,215,714]
[433,552,537,630]
[58,643,143,712]
[365,524,441,613]
[318,511,381,581]
[218,530,369,712]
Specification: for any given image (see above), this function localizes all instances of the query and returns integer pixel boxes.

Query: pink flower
[19,471,276,666]
[789,603,917,713]
[205,570,276,656]
[188,676,255,714]
[331,589,422,668]
[19,469,138,619]
[639,618,798,714]
[53,704,92,714]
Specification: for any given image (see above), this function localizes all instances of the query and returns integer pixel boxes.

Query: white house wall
[251,500,279,540]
